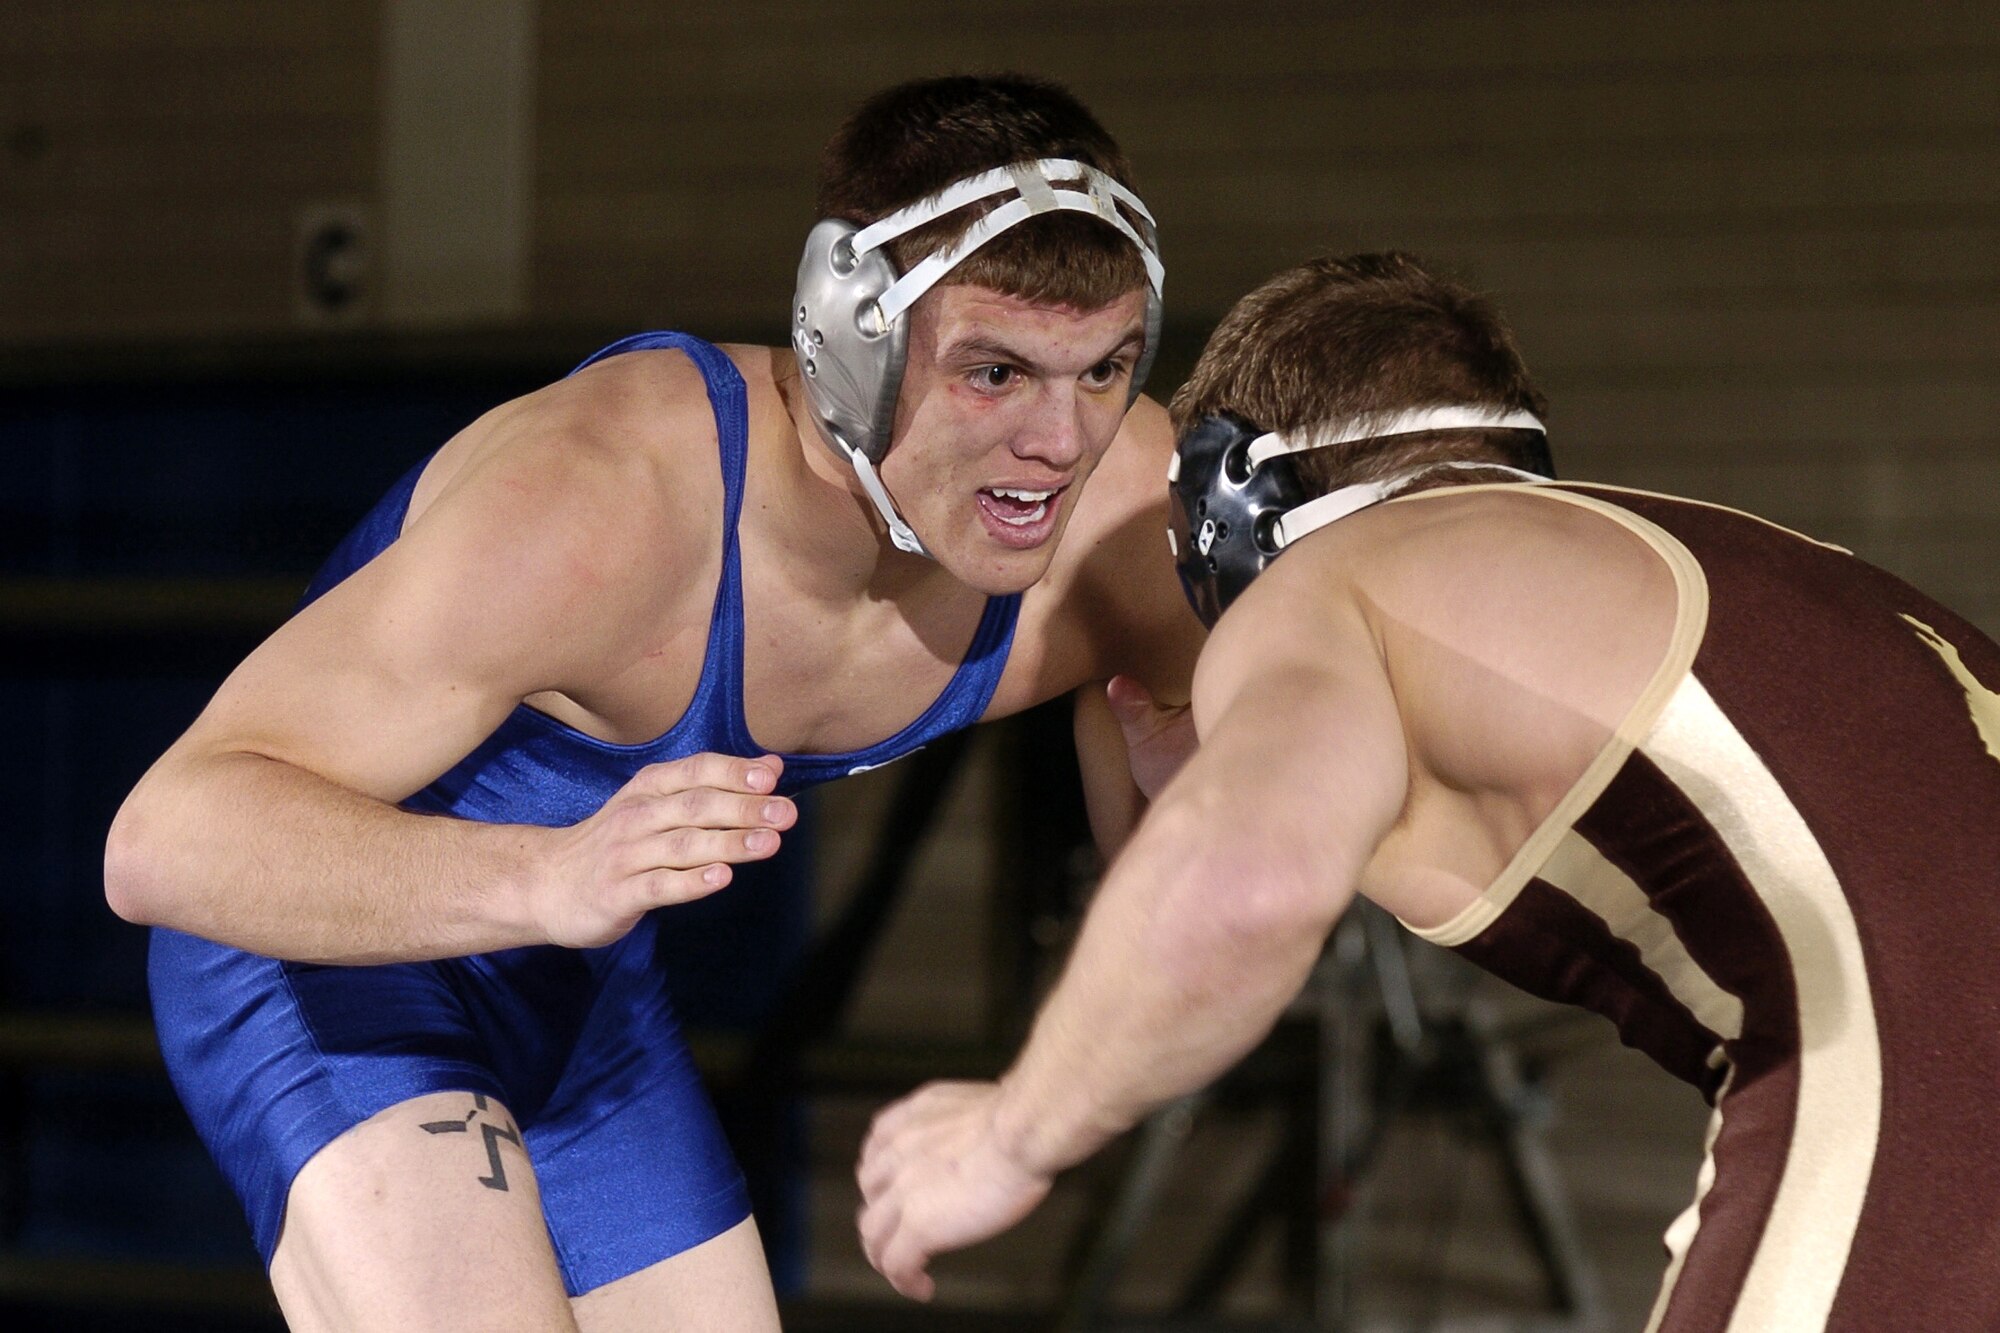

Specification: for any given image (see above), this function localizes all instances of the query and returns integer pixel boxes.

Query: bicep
[172,554,538,802]
[1169,619,1409,920]
[169,452,670,803]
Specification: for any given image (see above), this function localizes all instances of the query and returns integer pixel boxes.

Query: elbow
[1199,860,1345,962]
[103,792,173,926]
[1145,837,1349,996]
[1158,797,1353,939]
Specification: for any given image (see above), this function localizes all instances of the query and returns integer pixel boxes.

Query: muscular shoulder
[1272,484,1681,784]
[1193,542,1376,728]
[1316,486,1675,659]
[386,347,730,675]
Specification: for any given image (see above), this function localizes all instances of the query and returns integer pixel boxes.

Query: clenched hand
[856,1080,1054,1301]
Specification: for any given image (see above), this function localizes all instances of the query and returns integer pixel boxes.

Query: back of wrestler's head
[1171,252,1552,492]
[816,74,1152,312]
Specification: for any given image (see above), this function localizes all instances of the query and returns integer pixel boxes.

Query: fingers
[882,1232,938,1302]
[630,863,732,909]
[857,1088,925,1200]
[857,1197,936,1302]
[856,1195,894,1279]
[632,751,785,799]
[649,785,795,834]
[856,1129,897,1199]
[617,757,797,863]
[628,819,783,872]
[857,1091,923,1299]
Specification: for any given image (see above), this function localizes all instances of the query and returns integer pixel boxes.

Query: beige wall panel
[377,0,536,325]
[543,1,1992,70]
[1442,228,2000,300]
[527,3,2000,320]
[1508,300,2000,374]
[1558,374,2000,451]
[1,0,379,341]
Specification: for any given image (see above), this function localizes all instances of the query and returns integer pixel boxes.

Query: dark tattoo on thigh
[419,1094,524,1192]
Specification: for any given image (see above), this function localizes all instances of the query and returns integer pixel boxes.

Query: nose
[1010,383,1091,470]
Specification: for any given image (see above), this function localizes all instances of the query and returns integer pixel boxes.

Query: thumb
[1104,674,1157,729]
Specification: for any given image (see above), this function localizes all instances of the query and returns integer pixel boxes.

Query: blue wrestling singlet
[147,332,1022,1294]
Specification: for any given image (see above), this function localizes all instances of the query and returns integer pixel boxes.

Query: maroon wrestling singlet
[1401,483,2000,1332]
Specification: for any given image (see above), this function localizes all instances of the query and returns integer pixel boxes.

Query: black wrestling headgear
[1167,406,1551,627]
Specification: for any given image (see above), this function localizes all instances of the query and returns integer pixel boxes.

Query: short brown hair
[816,75,1152,311]
[1170,253,1549,494]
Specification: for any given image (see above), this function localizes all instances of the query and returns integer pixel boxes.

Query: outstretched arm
[857,598,1408,1297]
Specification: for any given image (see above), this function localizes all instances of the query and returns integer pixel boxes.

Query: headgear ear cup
[1167,413,1303,628]
[792,219,910,467]
[792,158,1166,558]
[1168,406,1551,627]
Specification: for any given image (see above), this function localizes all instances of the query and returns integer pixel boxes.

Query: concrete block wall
[4,0,1997,628]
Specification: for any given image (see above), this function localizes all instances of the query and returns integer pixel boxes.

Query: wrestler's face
[881,283,1150,594]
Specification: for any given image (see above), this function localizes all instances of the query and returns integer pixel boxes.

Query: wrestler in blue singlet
[148,333,1021,1294]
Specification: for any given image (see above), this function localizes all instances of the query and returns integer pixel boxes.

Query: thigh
[527,931,757,1296]
[150,927,515,1262]
[271,1091,578,1333]
[571,1217,780,1333]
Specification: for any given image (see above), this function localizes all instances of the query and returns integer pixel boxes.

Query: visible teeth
[990,487,1054,502]
[996,503,1048,526]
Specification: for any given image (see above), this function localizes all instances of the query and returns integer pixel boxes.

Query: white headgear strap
[852,157,1165,329]
[847,451,925,555]
[1251,405,1548,550]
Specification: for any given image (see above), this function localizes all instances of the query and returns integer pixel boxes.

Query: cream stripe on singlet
[1400,485,1711,951]
[1391,484,1880,1330]
[1643,676,1881,1333]
[1535,831,1745,1054]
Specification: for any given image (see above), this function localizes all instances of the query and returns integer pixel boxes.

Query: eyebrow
[941,330,1147,373]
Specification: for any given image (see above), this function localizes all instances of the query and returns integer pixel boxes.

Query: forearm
[990,796,1336,1176]
[105,748,543,964]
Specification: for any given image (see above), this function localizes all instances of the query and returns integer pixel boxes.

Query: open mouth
[978,485,1059,527]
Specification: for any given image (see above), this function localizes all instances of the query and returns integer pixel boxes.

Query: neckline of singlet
[508,331,1021,778]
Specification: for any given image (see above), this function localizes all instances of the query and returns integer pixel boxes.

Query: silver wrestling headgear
[792,157,1166,557]
[1167,405,1551,627]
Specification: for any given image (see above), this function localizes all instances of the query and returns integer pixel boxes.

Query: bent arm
[106,566,560,963]
[104,407,778,964]
[1059,398,1207,855]
[993,619,1408,1174]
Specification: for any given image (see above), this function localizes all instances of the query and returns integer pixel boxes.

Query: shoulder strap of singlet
[570,332,753,750]
[567,332,1025,776]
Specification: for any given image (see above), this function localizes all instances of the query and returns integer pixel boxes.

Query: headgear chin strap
[793,157,1166,558]
[1167,404,1550,626]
